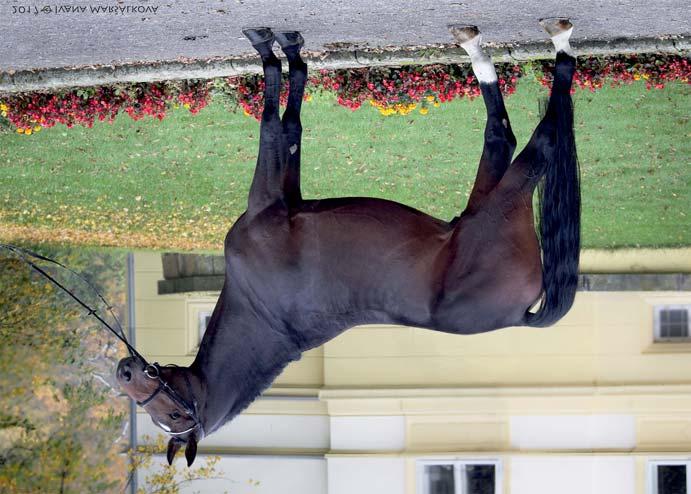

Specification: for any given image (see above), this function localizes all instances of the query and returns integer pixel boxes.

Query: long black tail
[524,61,581,327]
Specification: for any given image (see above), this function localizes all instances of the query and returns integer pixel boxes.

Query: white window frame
[416,459,503,494]
[653,305,691,342]
[184,299,217,354]
[648,459,691,494]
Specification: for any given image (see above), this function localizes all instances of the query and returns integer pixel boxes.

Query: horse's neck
[191,296,300,434]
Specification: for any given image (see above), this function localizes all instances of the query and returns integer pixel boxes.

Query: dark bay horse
[117,20,580,465]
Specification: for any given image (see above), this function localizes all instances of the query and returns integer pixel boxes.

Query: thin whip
[0,243,146,362]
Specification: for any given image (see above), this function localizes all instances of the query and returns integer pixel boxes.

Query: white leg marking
[551,27,574,57]
[460,34,498,84]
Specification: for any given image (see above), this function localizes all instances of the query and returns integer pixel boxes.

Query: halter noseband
[135,362,203,437]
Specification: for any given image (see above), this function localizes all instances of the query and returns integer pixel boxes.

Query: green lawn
[0,78,688,250]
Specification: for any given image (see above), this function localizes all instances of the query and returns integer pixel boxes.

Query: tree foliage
[130,435,230,494]
[0,246,129,493]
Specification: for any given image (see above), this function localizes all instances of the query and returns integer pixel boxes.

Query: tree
[129,435,233,494]
[0,246,129,493]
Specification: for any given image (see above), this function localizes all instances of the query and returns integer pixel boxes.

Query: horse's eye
[169,411,181,420]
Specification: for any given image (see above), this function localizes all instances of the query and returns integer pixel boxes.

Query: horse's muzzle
[116,357,138,383]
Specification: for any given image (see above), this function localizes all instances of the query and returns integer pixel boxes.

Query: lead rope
[0,243,147,363]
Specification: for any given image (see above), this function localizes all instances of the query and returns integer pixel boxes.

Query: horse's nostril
[123,370,132,382]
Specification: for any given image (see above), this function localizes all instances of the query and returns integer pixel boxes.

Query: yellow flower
[183,103,191,109]
[243,110,251,116]
[642,73,650,80]
[433,101,440,108]
[34,125,42,132]
[25,128,32,135]
[16,128,24,134]
[426,95,435,102]
[633,74,641,81]
[0,103,8,112]
[305,94,313,102]
[420,108,429,115]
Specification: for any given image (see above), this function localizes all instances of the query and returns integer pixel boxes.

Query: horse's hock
[158,253,225,294]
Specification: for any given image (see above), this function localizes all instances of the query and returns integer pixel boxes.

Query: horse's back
[225,198,452,330]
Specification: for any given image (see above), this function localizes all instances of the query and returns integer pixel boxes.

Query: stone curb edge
[0,35,688,93]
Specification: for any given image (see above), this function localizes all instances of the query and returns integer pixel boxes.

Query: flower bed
[1,80,210,134]
[0,54,688,134]
[313,63,521,115]
[533,53,690,92]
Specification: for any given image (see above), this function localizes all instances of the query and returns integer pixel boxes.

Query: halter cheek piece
[136,362,203,437]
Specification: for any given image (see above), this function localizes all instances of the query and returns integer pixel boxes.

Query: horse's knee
[486,117,517,146]
[483,125,517,168]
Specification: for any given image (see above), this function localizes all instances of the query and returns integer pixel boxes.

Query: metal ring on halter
[144,363,160,379]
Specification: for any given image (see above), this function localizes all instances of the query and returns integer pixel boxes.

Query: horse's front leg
[243,28,284,216]
[450,26,517,216]
[242,29,307,215]
[276,32,307,207]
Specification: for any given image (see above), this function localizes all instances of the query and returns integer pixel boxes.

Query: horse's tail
[523,91,581,328]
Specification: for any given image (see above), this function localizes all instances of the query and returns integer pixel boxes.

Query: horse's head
[116,356,203,466]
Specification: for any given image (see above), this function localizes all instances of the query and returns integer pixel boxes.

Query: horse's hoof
[448,25,480,44]
[539,18,573,37]
[275,31,304,50]
[242,27,275,47]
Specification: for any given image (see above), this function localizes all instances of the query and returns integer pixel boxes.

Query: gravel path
[1,0,689,72]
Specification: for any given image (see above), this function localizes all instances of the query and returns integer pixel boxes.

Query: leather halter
[136,362,203,437]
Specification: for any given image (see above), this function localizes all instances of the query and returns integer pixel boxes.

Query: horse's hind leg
[243,28,285,215]
[450,26,517,216]
[496,19,577,196]
[276,32,307,207]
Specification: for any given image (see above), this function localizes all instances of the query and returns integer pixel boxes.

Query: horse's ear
[166,438,182,465]
[185,435,198,467]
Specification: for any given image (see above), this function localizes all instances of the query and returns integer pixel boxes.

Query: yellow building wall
[322,291,691,388]
[133,250,691,492]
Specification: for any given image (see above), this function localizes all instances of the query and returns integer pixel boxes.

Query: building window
[185,299,218,354]
[654,306,691,342]
[198,310,212,342]
[650,460,690,494]
[418,460,501,494]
